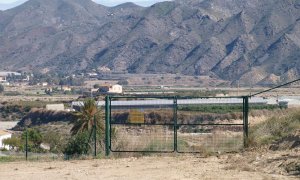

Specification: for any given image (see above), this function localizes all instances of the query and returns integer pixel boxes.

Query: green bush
[3,136,22,150]
[3,129,43,152]
[21,128,43,152]
[64,131,90,155]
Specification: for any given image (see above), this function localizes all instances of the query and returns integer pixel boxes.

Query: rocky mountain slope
[1,0,300,85]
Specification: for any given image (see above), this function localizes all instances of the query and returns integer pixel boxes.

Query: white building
[0,130,12,150]
[61,86,71,92]
[99,84,123,94]
[46,104,65,111]
[110,84,123,94]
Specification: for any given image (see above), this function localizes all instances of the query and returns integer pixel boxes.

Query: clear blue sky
[0,0,21,3]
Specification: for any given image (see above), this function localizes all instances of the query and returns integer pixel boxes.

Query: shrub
[64,131,90,155]
[248,109,300,146]
[42,132,67,153]
[21,128,43,152]
[3,136,22,150]
[4,129,44,152]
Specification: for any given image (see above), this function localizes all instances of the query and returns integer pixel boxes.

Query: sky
[0,0,173,9]
[0,0,20,4]
[93,0,172,7]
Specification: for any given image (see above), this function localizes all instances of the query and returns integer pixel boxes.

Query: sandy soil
[0,151,298,180]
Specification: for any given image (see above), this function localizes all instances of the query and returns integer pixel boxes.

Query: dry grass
[111,124,244,156]
[248,108,300,147]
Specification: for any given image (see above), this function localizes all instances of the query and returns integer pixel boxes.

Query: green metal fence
[105,96,249,155]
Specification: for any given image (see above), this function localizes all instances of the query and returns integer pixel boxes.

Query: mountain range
[1,0,300,85]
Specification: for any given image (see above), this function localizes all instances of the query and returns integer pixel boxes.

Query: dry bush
[111,125,174,153]
[248,109,300,147]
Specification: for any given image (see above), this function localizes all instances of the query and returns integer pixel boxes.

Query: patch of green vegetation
[64,131,90,155]
[0,156,22,163]
[3,91,22,96]
[178,104,279,114]
[3,128,69,154]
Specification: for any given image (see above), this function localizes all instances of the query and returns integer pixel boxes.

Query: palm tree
[71,98,104,135]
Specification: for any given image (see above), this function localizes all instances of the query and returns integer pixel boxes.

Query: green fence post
[243,96,249,147]
[105,96,110,156]
[25,128,28,161]
[94,114,97,157]
[173,96,178,152]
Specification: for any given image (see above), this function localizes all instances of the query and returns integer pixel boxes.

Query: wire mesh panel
[109,97,175,152]
[177,125,243,153]
[111,124,174,152]
[107,96,247,154]
[176,97,245,153]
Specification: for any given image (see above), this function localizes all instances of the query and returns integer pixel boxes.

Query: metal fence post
[243,96,249,147]
[25,128,28,161]
[105,96,110,156]
[173,96,178,152]
[94,114,97,157]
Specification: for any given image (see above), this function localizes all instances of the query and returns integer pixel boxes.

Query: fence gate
[105,96,248,155]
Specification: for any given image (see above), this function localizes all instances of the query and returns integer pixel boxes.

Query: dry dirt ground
[0,149,299,180]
